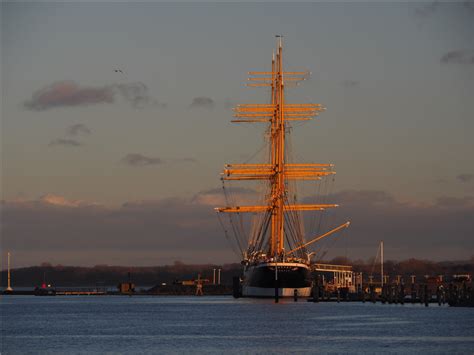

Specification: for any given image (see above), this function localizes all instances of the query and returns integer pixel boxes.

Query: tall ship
[216,37,350,298]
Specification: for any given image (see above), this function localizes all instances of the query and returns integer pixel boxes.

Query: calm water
[1,296,474,354]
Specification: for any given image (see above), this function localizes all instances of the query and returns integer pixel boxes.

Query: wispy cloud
[189,97,215,109]
[120,153,163,167]
[120,154,196,167]
[113,82,163,109]
[25,81,113,110]
[436,195,474,207]
[67,123,92,137]
[415,2,439,18]
[192,187,256,206]
[342,80,360,88]
[463,1,474,12]
[457,173,474,183]
[24,81,164,111]
[39,194,99,208]
[48,138,82,147]
[441,50,474,65]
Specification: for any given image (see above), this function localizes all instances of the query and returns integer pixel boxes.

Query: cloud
[302,189,474,257]
[415,2,439,18]
[435,196,474,208]
[342,80,360,88]
[113,82,162,109]
[441,50,474,65]
[67,123,92,137]
[24,81,164,111]
[192,187,257,206]
[25,81,114,110]
[48,138,82,147]
[189,97,215,109]
[1,194,230,266]
[39,194,99,208]
[49,124,90,147]
[120,155,197,167]
[120,153,163,167]
[463,1,474,12]
[2,190,473,267]
[457,173,474,183]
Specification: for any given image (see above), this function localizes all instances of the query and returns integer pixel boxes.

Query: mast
[273,35,284,257]
[216,38,339,262]
[380,240,384,288]
[7,251,13,292]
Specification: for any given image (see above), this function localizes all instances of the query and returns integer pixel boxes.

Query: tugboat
[34,273,56,296]
[216,37,350,298]
[34,284,56,296]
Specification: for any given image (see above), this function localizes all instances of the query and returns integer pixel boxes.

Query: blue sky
[2,2,473,266]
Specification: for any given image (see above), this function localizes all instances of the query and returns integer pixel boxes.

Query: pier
[307,274,473,307]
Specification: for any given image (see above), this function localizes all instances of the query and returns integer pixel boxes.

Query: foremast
[216,37,343,262]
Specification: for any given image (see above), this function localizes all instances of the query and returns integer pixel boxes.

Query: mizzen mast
[216,37,336,259]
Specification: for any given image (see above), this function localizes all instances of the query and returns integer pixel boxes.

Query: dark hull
[242,262,312,297]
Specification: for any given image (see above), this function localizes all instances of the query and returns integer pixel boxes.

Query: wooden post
[232,276,241,298]
[312,276,320,302]
[274,265,279,303]
[400,284,405,305]
[424,284,429,307]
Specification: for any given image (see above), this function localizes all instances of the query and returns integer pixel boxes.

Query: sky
[1,1,474,267]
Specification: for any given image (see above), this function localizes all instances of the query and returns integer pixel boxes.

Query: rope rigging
[214,39,350,266]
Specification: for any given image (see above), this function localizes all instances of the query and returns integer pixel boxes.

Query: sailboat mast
[7,251,13,291]
[380,240,384,287]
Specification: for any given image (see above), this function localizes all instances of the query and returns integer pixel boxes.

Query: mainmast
[216,38,337,261]
[272,36,285,257]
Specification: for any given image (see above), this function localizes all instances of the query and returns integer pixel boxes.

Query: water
[2,296,474,354]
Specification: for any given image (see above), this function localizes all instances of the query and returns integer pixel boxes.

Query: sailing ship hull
[242,262,312,297]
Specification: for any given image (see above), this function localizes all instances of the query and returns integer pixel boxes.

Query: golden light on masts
[216,38,347,259]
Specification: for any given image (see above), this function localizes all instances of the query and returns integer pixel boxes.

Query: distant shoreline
[1,258,472,288]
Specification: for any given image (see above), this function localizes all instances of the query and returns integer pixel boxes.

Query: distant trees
[1,258,472,287]
[0,263,242,288]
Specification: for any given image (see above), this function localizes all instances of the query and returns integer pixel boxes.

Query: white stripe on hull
[243,286,312,298]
